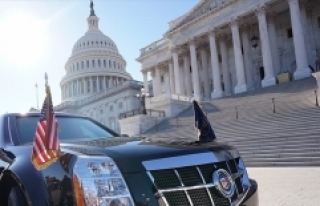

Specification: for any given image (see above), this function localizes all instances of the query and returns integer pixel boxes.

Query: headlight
[73,156,134,206]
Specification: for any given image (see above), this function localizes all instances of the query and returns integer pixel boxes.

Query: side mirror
[0,148,15,164]
[121,134,129,137]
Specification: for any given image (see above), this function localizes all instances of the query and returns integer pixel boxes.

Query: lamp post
[251,35,259,49]
[136,88,150,115]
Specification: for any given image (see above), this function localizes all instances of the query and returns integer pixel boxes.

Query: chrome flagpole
[35,83,39,109]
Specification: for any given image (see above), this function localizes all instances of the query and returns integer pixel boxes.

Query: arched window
[81,61,84,69]
[77,62,79,70]
[92,60,95,68]
[98,60,101,67]
[109,60,111,68]
[113,61,116,68]
[103,60,106,68]
[86,60,89,68]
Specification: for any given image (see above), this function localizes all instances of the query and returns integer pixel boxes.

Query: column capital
[170,45,178,53]
[187,38,197,46]
[255,5,269,16]
[150,70,155,78]
[207,28,218,36]
[267,11,277,22]
[229,17,240,27]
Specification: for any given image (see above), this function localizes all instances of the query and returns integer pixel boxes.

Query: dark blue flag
[193,100,216,142]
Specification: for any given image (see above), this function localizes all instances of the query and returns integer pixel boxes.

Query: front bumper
[240,179,259,206]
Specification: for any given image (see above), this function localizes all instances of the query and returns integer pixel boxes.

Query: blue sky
[0,0,199,113]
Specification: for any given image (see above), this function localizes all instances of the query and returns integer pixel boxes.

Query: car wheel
[7,186,26,206]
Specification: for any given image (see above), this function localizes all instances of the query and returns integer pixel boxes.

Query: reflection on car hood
[61,136,237,173]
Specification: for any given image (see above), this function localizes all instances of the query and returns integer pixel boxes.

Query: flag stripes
[31,84,60,170]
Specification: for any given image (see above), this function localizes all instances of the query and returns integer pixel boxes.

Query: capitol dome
[60,1,132,102]
[71,29,119,54]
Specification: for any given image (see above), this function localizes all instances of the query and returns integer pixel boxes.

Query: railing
[139,38,168,56]
[149,93,191,103]
[119,109,166,120]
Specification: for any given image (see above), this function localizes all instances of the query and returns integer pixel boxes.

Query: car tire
[7,186,26,206]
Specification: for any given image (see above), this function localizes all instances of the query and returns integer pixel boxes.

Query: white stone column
[165,69,171,96]
[155,66,161,95]
[109,76,113,88]
[103,76,106,89]
[143,71,149,93]
[300,0,313,66]
[172,47,182,94]
[256,6,276,87]
[288,0,311,79]
[230,18,247,94]
[200,48,211,99]
[219,35,232,95]
[189,39,201,101]
[150,70,157,96]
[84,78,88,94]
[97,76,100,92]
[90,77,93,93]
[168,61,175,93]
[267,12,281,76]
[183,55,192,97]
[241,25,254,90]
[209,30,223,98]
[77,79,80,95]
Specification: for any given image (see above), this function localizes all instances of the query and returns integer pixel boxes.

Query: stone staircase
[141,77,320,166]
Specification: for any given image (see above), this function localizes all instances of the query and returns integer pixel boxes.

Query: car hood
[60,137,239,173]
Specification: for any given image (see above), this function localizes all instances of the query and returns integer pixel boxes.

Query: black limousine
[0,112,258,206]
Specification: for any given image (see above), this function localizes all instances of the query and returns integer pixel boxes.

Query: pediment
[168,0,233,32]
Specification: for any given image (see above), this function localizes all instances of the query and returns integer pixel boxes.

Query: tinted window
[16,116,116,144]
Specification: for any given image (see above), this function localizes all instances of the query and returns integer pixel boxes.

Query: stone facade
[54,2,142,133]
[137,0,320,102]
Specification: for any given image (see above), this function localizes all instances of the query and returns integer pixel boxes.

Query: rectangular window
[103,60,106,67]
[105,79,109,88]
[81,61,84,69]
[287,28,293,38]
[118,102,123,109]
[81,81,84,94]
[92,60,95,68]
[98,60,101,67]
[86,60,89,68]
[113,61,116,68]
[99,79,103,90]
[93,79,97,92]
[109,60,111,68]
[87,81,90,92]
[69,85,72,97]
[161,76,164,83]
[73,82,77,96]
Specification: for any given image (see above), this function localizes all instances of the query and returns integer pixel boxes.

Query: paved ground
[247,167,320,206]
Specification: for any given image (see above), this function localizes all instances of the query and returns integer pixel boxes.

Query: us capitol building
[137,0,320,105]
[54,1,142,133]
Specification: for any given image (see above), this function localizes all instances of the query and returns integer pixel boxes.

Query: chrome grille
[147,158,243,206]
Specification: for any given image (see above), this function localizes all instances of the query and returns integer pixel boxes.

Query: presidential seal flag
[31,73,61,170]
[193,100,216,142]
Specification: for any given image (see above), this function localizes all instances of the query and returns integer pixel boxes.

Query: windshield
[16,116,116,144]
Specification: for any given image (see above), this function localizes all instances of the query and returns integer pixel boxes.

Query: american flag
[31,85,60,170]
